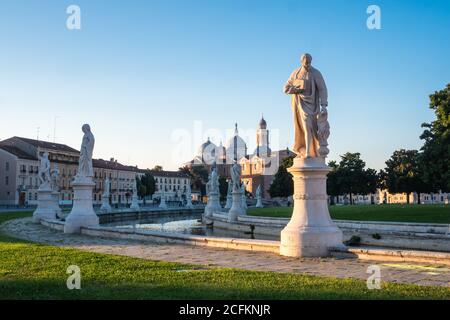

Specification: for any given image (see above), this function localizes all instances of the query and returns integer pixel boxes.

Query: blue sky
[1,0,449,170]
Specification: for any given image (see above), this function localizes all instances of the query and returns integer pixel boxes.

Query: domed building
[226,123,247,163]
[186,118,295,199]
[196,137,216,164]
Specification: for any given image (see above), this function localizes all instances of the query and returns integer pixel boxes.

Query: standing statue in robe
[77,124,95,178]
[284,53,330,158]
[38,152,51,188]
[50,165,60,192]
[231,162,241,192]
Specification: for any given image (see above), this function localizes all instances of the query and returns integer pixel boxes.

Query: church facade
[187,117,295,198]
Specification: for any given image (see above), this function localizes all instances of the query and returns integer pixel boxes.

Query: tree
[152,165,163,172]
[420,84,450,192]
[382,149,429,204]
[328,152,379,205]
[218,176,228,200]
[178,165,209,196]
[136,172,156,203]
[268,156,294,198]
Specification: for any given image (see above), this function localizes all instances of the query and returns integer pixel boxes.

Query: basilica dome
[197,137,216,164]
[226,123,247,162]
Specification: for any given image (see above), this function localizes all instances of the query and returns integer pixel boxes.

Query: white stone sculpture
[64,124,99,233]
[228,163,246,222]
[33,152,57,223]
[204,168,221,217]
[159,193,167,209]
[280,54,343,257]
[255,184,263,208]
[241,182,248,209]
[100,178,112,213]
[185,184,194,209]
[130,178,140,211]
[224,180,232,210]
[50,165,62,217]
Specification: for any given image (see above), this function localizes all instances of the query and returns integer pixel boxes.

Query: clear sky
[1,0,449,171]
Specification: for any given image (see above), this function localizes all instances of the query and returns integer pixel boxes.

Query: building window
[34,193,38,201]
[5,176,9,185]
[5,162,9,171]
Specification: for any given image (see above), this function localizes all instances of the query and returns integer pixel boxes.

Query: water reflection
[102,213,278,241]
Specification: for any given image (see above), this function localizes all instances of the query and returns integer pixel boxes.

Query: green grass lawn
[248,204,450,224]
[1,212,449,299]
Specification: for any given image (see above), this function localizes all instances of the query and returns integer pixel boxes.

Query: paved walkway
[2,218,450,288]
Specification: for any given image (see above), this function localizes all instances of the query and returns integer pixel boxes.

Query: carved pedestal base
[64,177,99,234]
[204,191,221,217]
[228,190,247,222]
[159,196,167,209]
[255,197,263,208]
[130,195,140,211]
[280,158,343,257]
[33,187,57,223]
[100,195,112,213]
[225,194,232,210]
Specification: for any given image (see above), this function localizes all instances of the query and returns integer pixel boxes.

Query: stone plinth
[280,157,343,257]
[33,187,57,223]
[100,195,112,213]
[51,191,62,218]
[130,195,140,211]
[228,190,247,222]
[256,197,263,208]
[159,196,167,209]
[64,177,99,234]
[204,191,221,217]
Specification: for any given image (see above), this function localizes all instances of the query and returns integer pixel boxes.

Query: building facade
[0,136,191,206]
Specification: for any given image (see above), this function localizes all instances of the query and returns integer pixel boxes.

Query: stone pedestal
[228,190,247,222]
[204,191,221,217]
[185,195,194,209]
[64,177,99,234]
[225,194,232,209]
[130,195,140,211]
[51,191,62,218]
[256,197,263,208]
[159,196,167,209]
[280,157,343,257]
[33,187,57,223]
[100,195,112,213]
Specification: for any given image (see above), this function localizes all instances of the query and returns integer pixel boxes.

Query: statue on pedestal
[280,54,343,257]
[255,184,263,208]
[76,124,95,180]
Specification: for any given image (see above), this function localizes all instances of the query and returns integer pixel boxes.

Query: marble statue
[241,182,248,209]
[230,163,241,192]
[130,178,140,211]
[284,53,329,158]
[104,178,110,197]
[204,167,221,217]
[64,123,99,233]
[77,124,95,178]
[38,152,51,189]
[280,54,343,257]
[50,165,60,192]
[255,184,263,208]
[185,184,193,209]
[211,168,219,194]
[100,178,112,213]
[225,180,232,209]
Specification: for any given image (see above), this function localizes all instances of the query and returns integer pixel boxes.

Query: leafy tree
[382,149,429,204]
[218,176,228,200]
[269,156,294,198]
[420,84,450,192]
[152,165,163,172]
[178,165,209,196]
[328,153,378,205]
[136,172,156,203]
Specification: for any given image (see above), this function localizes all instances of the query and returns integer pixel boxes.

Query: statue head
[301,53,312,71]
[82,124,91,134]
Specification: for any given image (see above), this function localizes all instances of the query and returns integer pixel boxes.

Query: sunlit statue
[77,124,95,179]
[284,53,330,158]
[230,162,241,192]
[38,152,51,189]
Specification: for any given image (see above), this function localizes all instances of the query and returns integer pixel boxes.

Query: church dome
[226,123,247,162]
[197,137,216,163]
